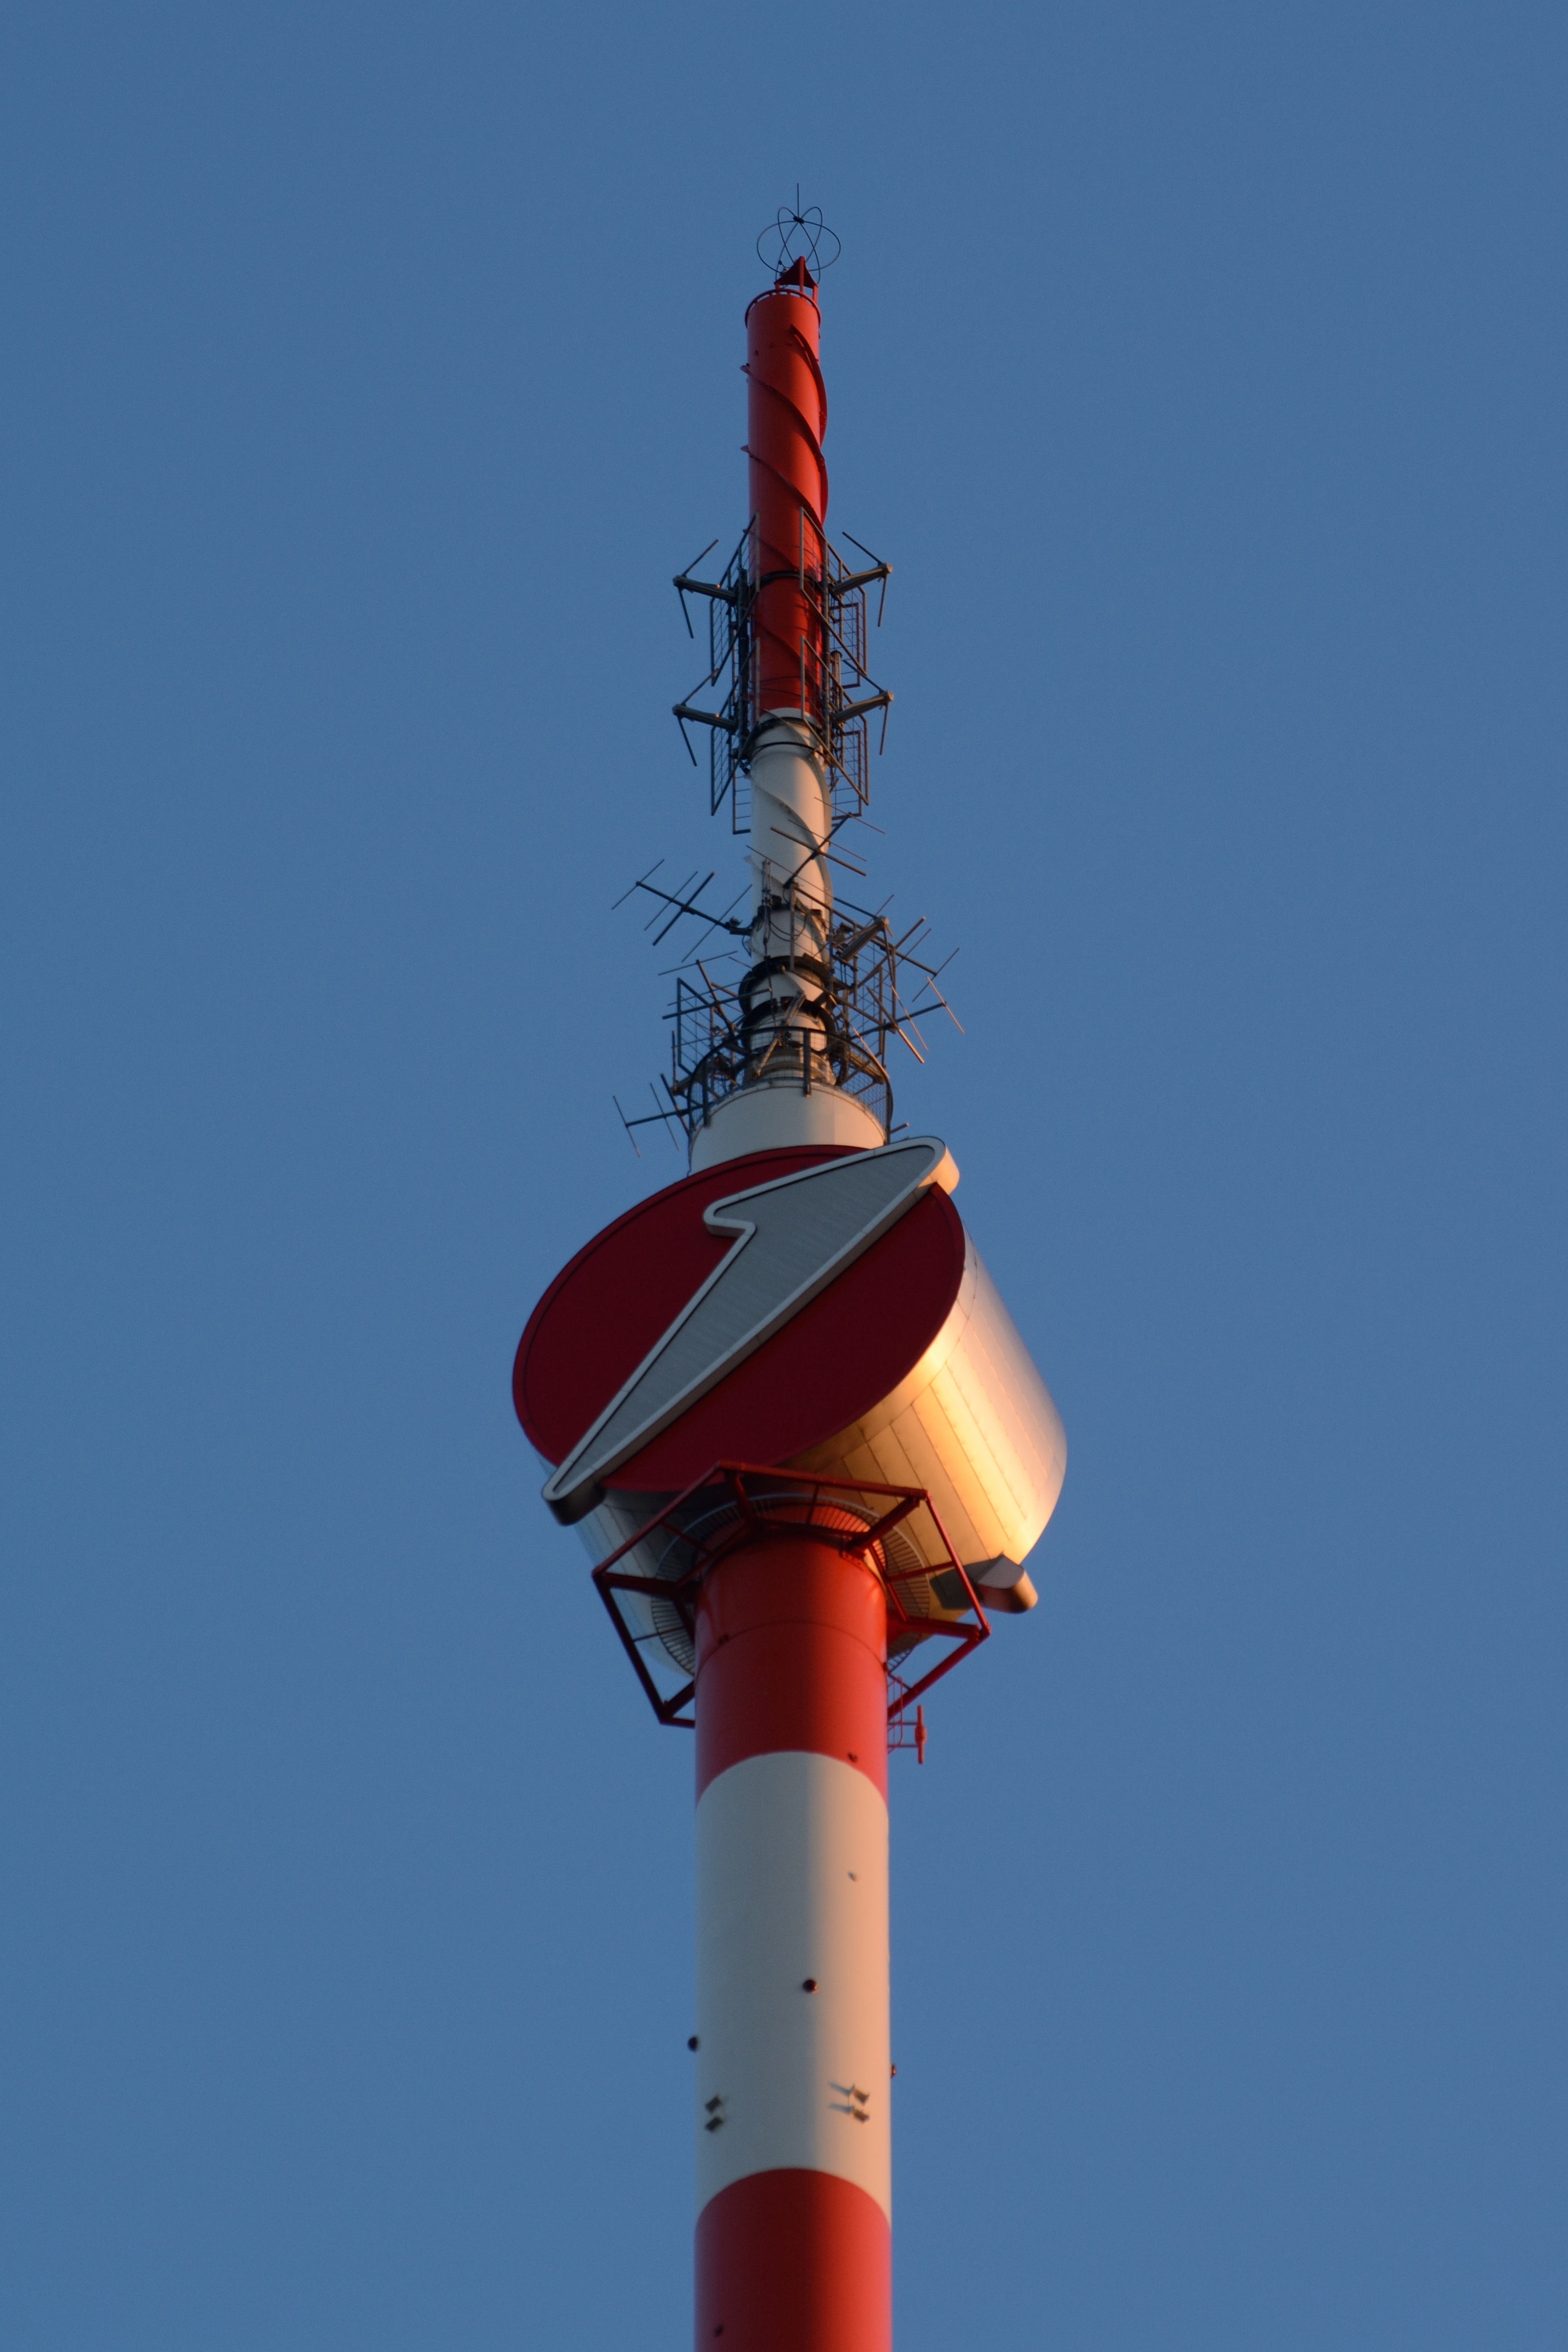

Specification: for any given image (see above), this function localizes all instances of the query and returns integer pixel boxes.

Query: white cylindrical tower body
[696,1754,891,2214]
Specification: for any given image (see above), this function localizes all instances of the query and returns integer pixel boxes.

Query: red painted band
[695,2167,890,2352]
[695,1526,888,1803]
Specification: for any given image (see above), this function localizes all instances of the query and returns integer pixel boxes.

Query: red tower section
[746,257,830,722]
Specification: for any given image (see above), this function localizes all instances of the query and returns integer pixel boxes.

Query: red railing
[591,1461,991,1742]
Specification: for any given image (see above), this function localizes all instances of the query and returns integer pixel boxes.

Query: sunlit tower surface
[513,207,1067,2352]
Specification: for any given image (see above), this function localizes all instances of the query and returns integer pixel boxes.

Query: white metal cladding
[695,1751,891,2222]
[689,1079,884,1171]
[569,1488,672,1643]
[788,1235,1066,1584]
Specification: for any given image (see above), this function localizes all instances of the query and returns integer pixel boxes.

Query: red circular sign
[514,1146,966,1491]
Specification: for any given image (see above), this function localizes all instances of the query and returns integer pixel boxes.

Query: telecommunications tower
[513,206,1066,2351]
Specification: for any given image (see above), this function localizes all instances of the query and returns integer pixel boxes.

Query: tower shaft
[512,215,1068,2352]
[693,1521,892,2352]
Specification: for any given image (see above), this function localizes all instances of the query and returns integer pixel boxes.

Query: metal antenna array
[612,206,958,1159]
[614,866,961,1155]
[673,522,892,835]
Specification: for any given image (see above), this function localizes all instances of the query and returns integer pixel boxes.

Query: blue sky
[2,4,1564,2345]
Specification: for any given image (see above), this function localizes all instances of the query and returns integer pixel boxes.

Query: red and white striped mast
[514,206,1066,2351]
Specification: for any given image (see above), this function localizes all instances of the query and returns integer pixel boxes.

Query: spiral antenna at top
[756,191,841,280]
